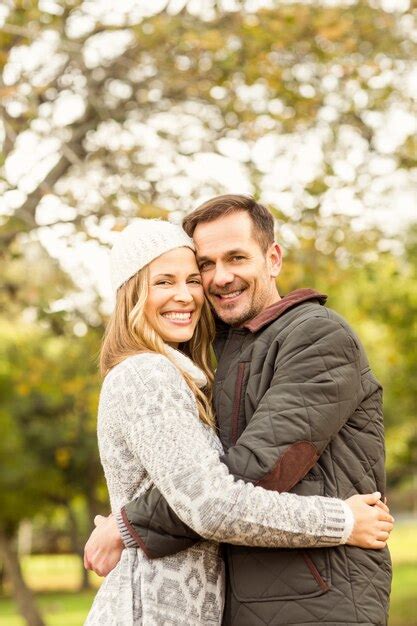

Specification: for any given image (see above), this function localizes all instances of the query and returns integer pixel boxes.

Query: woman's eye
[189,280,202,285]
[156,281,171,286]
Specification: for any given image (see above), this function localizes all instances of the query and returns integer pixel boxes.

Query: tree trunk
[67,505,90,591]
[0,529,45,626]
[86,491,103,523]
[0,562,4,595]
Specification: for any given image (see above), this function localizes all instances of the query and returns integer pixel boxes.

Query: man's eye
[232,256,245,261]
[199,262,212,271]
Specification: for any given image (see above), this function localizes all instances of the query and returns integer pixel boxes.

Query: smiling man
[85,195,392,626]
[194,209,282,324]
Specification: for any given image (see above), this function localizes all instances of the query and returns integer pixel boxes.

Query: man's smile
[213,289,245,303]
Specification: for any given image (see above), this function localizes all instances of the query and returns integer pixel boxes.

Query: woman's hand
[345,492,394,549]
[84,514,124,577]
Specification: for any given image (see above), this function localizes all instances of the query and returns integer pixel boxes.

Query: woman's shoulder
[103,352,181,393]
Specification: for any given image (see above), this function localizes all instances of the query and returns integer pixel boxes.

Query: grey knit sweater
[85,348,352,626]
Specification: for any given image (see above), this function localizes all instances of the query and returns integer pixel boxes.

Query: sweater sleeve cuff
[339,500,355,545]
[115,508,138,549]
[318,497,353,546]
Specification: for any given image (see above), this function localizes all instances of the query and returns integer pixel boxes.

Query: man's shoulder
[260,300,329,336]
[260,302,361,351]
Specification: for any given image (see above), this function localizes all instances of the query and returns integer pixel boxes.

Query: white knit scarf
[165,345,208,389]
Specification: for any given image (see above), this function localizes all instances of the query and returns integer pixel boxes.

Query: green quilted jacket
[119,289,392,626]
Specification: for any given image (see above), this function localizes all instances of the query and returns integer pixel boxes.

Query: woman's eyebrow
[152,273,201,278]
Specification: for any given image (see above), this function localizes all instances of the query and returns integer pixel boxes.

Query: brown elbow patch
[255,441,319,492]
[120,507,155,559]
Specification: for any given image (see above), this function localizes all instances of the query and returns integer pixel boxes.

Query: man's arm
[222,315,362,488]
[85,314,391,572]
[86,350,361,573]
[119,315,361,552]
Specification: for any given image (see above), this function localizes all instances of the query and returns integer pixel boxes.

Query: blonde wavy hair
[100,266,216,428]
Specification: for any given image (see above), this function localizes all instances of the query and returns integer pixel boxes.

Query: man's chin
[214,305,250,327]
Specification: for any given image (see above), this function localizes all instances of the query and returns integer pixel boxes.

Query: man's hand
[345,492,394,549]
[83,513,124,577]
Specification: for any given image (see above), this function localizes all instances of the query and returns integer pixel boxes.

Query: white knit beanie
[110,218,194,293]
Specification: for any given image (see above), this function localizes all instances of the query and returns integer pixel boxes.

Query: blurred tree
[1,0,416,246]
[0,323,62,626]
[1,1,416,621]
[0,235,104,620]
[0,318,103,615]
[358,226,417,498]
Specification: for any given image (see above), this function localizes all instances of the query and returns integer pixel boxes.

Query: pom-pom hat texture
[110,219,195,293]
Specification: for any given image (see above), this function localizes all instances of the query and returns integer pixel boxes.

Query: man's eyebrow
[197,249,247,262]
[226,249,247,256]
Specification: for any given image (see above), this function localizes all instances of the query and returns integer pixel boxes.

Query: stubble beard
[211,280,271,327]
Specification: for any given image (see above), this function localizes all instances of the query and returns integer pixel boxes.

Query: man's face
[193,211,282,326]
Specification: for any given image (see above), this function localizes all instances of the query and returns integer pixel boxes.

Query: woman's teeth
[162,312,192,320]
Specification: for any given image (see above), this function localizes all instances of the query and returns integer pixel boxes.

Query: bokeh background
[1,1,416,625]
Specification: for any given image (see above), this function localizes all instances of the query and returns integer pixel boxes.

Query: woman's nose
[173,284,193,302]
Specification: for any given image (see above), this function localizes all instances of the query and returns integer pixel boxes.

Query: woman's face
[144,247,205,347]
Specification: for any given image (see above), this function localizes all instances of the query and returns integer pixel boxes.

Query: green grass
[387,521,417,565]
[20,554,101,592]
[0,591,95,626]
[0,523,416,626]
[386,521,417,626]
[390,563,417,626]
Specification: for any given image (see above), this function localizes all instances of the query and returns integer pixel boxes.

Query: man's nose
[212,264,234,287]
[173,284,194,303]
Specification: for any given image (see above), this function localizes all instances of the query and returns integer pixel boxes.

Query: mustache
[209,282,247,297]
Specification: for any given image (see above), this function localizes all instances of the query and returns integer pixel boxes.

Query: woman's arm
[108,353,350,549]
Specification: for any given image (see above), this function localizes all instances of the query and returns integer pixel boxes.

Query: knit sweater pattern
[84,350,351,626]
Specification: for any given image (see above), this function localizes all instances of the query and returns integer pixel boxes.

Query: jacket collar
[213,288,327,335]
[243,288,327,333]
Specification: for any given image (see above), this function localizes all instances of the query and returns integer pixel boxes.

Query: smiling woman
[144,247,205,347]
[99,218,215,428]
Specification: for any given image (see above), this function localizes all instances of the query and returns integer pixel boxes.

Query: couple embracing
[84,194,392,626]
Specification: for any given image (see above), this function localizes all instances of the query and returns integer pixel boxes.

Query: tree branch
[0,23,82,53]
[2,114,97,245]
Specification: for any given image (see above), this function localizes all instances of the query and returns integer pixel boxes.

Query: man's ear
[268,242,282,278]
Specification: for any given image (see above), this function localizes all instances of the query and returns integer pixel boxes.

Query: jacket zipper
[231,362,246,445]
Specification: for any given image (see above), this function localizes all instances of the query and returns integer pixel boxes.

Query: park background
[1,0,416,624]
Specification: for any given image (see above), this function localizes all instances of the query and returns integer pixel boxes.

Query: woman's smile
[160,309,195,325]
[144,247,205,346]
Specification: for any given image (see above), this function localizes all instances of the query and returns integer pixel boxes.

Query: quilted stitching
[216,302,390,625]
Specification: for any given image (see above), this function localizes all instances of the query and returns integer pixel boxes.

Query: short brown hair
[183,194,274,253]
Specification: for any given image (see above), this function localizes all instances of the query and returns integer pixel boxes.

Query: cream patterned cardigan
[85,349,352,626]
